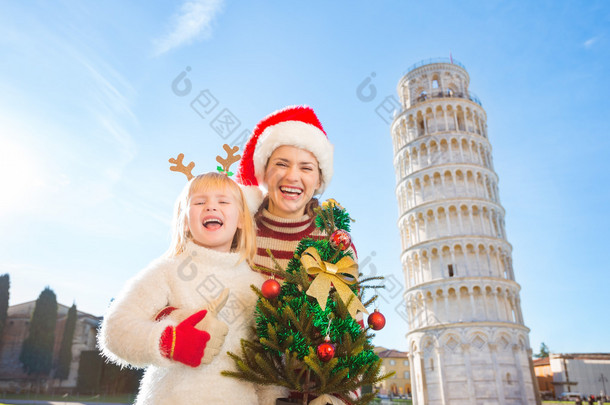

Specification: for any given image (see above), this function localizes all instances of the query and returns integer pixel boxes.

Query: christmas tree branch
[362,296,377,308]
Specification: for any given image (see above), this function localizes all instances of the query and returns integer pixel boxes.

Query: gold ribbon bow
[300,247,368,318]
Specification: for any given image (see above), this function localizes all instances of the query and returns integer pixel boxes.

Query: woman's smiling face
[263,145,321,219]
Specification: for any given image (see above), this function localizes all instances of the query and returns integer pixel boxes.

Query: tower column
[475,246,482,276]
[409,351,419,405]
[418,350,429,404]
[432,293,439,323]
[468,289,476,321]
[418,255,425,283]
[462,343,476,404]
[516,297,524,324]
[489,343,507,405]
[468,207,475,233]
[492,290,501,319]
[436,346,448,404]
[461,245,468,274]
[485,248,492,276]
[512,344,529,405]
[457,209,464,231]
[482,289,490,320]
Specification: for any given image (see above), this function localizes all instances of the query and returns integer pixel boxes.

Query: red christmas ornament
[261,279,281,299]
[368,309,386,331]
[317,337,335,362]
[330,229,351,251]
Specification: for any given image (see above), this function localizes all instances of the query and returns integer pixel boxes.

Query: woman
[237,105,360,404]
[237,105,338,273]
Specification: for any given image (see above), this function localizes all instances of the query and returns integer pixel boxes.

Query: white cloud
[583,36,598,49]
[153,0,224,56]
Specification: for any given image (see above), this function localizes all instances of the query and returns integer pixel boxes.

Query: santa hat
[237,105,334,212]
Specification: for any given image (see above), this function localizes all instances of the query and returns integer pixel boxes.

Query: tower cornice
[396,197,506,222]
[392,132,492,162]
[406,321,531,337]
[394,162,499,190]
[399,235,513,261]
[404,276,521,296]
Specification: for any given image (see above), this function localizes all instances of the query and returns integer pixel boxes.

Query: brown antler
[169,153,195,180]
[216,144,241,175]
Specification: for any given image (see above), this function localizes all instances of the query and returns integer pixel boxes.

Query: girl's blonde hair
[166,172,256,265]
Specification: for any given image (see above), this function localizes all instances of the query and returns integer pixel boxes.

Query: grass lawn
[1,396,605,405]
[542,401,610,405]
[367,401,610,405]
[0,393,135,404]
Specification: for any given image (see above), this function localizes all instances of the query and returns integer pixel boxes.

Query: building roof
[551,353,610,360]
[377,349,409,358]
[533,357,550,366]
[8,300,101,320]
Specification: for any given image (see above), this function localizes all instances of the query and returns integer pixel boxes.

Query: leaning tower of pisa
[391,58,540,405]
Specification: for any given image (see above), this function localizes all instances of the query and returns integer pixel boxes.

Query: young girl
[98,172,285,404]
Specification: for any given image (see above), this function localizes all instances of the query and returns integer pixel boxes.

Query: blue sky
[1,1,608,353]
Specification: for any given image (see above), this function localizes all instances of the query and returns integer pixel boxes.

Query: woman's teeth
[280,186,302,195]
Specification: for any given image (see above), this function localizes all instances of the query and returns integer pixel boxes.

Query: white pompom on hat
[236,105,334,212]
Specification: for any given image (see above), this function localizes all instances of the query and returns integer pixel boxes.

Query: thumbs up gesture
[197,289,230,365]
[159,289,230,367]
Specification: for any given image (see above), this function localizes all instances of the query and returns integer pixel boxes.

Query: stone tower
[391,58,539,404]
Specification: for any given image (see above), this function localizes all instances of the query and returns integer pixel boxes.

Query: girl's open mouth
[203,217,223,230]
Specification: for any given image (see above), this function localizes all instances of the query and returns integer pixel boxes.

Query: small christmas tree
[223,200,391,404]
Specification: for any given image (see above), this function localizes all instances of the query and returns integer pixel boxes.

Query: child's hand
[158,289,230,366]
[198,288,230,364]
[159,310,211,367]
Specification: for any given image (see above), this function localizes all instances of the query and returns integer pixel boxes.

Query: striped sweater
[254,209,325,275]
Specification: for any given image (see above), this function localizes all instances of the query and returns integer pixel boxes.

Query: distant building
[375,348,412,397]
[533,357,554,399]
[532,353,610,399]
[0,301,100,392]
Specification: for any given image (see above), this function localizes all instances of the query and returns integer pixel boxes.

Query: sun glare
[0,135,43,218]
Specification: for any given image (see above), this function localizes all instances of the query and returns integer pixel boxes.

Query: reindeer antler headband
[215,144,240,176]
[169,144,241,180]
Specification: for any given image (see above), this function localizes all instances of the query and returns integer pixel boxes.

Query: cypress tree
[0,274,9,345]
[19,287,58,376]
[56,303,77,380]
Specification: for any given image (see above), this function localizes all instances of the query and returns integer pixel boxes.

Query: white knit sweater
[98,241,285,404]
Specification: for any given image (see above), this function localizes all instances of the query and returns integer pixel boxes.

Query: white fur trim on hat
[240,185,264,215]
[252,121,334,194]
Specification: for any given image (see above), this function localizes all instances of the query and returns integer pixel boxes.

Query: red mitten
[159,309,211,367]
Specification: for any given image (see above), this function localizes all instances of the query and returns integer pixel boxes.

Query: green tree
[535,342,550,358]
[56,303,77,380]
[224,202,390,404]
[19,287,58,376]
[0,274,9,346]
